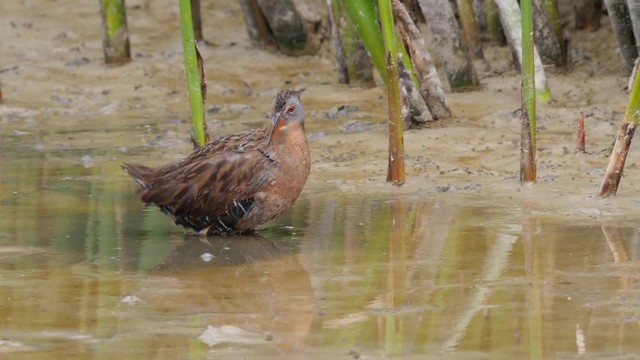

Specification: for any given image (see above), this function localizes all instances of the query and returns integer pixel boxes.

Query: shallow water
[1,145,640,359]
[4,0,640,358]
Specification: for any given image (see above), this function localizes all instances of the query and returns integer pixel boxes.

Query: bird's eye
[287,105,296,113]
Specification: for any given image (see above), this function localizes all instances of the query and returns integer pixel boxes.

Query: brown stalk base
[385,53,406,186]
[520,101,536,183]
[597,121,636,198]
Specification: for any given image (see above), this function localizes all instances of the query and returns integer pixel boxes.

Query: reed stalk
[597,66,640,197]
[0,75,3,103]
[542,0,561,38]
[239,0,277,47]
[457,0,484,59]
[379,0,405,185]
[473,0,487,32]
[341,0,414,84]
[520,0,537,183]
[98,0,131,64]
[328,0,349,84]
[494,0,551,101]
[179,0,209,147]
[393,0,451,120]
[532,0,562,66]
[417,0,480,90]
[485,0,504,43]
[604,0,637,71]
[339,2,374,85]
[627,0,640,51]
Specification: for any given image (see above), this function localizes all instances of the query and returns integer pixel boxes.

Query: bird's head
[267,89,304,147]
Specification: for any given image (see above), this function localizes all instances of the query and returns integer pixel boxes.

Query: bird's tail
[122,163,155,188]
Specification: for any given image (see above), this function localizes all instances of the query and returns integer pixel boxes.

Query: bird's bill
[267,112,286,147]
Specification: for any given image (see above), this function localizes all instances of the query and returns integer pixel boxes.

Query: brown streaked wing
[151,126,270,177]
[139,149,275,231]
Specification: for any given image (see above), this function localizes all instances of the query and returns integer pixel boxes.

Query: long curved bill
[266,111,285,147]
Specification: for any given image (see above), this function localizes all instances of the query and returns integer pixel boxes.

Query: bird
[122,89,310,235]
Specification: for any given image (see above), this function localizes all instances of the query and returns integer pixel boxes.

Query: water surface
[1,145,640,359]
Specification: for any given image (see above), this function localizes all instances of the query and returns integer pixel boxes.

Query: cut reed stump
[604,0,637,71]
[99,0,131,64]
[577,110,586,153]
[598,122,635,197]
[416,0,480,90]
[393,0,452,120]
[597,56,640,198]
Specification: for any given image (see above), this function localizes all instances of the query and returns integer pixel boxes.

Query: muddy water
[3,0,640,358]
[2,146,640,359]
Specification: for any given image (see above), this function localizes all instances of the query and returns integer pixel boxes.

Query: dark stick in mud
[393,0,451,120]
[597,63,640,198]
[180,0,209,147]
[98,0,131,64]
[327,0,349,84]
[379,0,405,185]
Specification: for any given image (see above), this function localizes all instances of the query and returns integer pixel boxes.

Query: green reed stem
[99,0,131,64]
[179,0,207,147]
[625,68,640,124]
[341,0,414,84]
[522,0,536,150]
